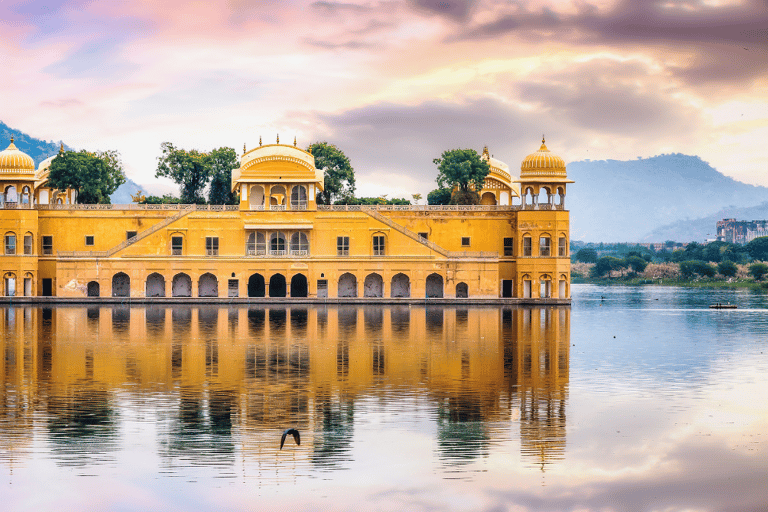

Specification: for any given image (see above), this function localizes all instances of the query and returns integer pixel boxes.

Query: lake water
[1,285,767,511]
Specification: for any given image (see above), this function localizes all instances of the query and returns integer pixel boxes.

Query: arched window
[270,232,286,254]
[20,186,30,205]
[248,273,266,297]
[539,235,551,257]
[372,233,386,256]
[290,232,309,255]
[456,282,468,298]
[87,281,100,297]
[170,233,184,255]
[291,185,308,209]
[558,235,567,257]
[4,232,16,255]
[4,186,17,203]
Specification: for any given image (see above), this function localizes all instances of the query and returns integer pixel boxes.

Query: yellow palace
[0,136,572,302]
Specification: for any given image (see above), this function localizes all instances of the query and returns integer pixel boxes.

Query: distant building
[716,218,768,245]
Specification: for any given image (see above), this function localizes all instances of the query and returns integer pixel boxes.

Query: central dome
[520,137,567,181]
[0,138,36,177]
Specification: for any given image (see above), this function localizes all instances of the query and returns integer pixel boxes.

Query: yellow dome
[520,137,567,181]
[0,137,36,178]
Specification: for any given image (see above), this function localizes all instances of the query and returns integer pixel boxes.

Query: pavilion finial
[259,136,262,147]
[294,136,297,147]
[542,134,545,144]
[276,134,279,144]
[243,143,246,154]
[482,145,489,158]
[10,136,14,144]
[60,142,64,152]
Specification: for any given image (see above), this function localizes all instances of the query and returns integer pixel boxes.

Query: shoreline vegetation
[571,262,768,290]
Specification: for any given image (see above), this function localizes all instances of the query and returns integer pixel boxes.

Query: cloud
[407,0,477,21]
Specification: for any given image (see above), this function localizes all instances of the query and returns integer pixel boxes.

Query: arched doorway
[249,185,264,209]
[290,274,308,297]
[112,272,130,297]
[87,281,100,297]
[269,274,286,297]
[172,273,192,297]
[455,282,468,298]
[248,273,266,297]
[146,273,165,297]
[425,273,443,298]
[390,273,410,298]
[338,273,357,298]
[199,273,218,297]
[480,192,497,205]
[364,273,383,297]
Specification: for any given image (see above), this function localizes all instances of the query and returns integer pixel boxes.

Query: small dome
[520,137,566,180]
[0,137,36,177]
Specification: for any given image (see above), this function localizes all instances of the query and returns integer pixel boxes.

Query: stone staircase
[362,207,452,257]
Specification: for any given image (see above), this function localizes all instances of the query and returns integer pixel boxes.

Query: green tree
[575,248,598,263]
[207,147,239,205]
[591,256,625,277]
[47,150,126,204]
[308,142,355,205]
[748,262,768,281]
[427,188,452,205]
[141,194,182,204]
[433,148,490,205]
[679,260,716,279]
[717,260,738,278]
[156,142,211,204]
[626,255,648,273]
[746,237,768,261]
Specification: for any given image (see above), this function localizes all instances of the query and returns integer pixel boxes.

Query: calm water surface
[1,285,767,511]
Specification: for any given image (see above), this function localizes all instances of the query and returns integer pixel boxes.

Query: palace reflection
[0,305,569,471]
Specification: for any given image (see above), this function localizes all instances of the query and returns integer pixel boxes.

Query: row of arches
[1,185,31,205]
[1,185,74,206]
[96,271,464,298]
[247,184,308,210]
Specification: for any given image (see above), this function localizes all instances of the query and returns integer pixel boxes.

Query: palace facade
[0,136,572,301]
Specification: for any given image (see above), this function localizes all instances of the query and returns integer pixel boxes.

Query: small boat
[709,303,737,309]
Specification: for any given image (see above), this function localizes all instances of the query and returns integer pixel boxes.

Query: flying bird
[280,428,301,449]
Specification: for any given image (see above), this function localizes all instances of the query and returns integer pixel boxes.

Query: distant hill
[567,154,768,242]
[1,121,159,204]
[0,121,72,165]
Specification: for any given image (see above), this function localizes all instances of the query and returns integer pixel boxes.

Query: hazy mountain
[111,178,147,204]
[0,121,72,165]
[567,154,768,242]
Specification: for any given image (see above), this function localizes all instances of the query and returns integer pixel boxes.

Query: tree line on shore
[573,239,768,281]
[45,140,492,207]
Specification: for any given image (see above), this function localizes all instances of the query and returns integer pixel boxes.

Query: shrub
[717,260,738,278]
[748,262,768,281]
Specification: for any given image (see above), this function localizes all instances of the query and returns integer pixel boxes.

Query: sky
[2,0,767,199]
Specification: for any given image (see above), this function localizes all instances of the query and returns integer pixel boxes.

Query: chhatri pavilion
[0,136,572,302]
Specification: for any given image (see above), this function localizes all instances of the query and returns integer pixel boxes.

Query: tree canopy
[155,143,239,204]
[433,148,490,205]
[207,147,239,205]
[746,237,768,261]
[309,142,355,205]
[48,150,126,204]
[427,188,452,205]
